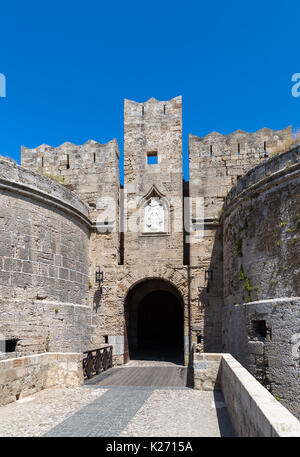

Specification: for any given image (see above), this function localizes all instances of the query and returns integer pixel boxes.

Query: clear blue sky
[0,1,299,183]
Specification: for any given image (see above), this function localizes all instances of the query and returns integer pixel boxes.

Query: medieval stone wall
[21,139,121,357]
[121,96,193,362]
[123,96,183,265]
[221,144,300,418]
[21,139,120,224]
[5,95,298,398]
[189,126,291,221]
[188,126,292,354]
[0,158,91,355]
[223,299,300,420]
[222,144,300,304]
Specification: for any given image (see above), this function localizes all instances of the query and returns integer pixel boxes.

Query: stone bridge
[0,351,299,437]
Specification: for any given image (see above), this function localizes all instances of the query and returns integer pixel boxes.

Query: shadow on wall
[198,225,224,352]
[93,287,103,312]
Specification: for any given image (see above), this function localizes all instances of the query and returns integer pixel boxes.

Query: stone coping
[0,352,84,406]
[0,352,83,368]
[194,351,300,437]
[221,354,300,437]
[0,158,90,226]
[227,297,300,307]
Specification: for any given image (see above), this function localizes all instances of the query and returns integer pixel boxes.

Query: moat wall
[222,145,300,419]
[0,158,92,355]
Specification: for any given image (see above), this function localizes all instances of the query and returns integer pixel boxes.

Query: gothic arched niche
[139,185,170,235]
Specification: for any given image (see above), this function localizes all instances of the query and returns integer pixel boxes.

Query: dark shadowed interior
[125,279,184,364]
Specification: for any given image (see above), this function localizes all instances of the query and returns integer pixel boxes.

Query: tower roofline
[124,95,182,105]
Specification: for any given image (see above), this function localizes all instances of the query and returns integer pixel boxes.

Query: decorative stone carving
[144,198,164,233]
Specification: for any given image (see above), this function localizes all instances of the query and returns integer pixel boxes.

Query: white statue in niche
[144,198,164,233]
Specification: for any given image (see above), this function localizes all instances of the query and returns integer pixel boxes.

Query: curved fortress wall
[221,145,300,419]
[188,126,291,352]
[0,158,91,355]
[21,139,121,352]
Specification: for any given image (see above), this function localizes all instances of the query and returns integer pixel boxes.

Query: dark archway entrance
[124,279,184,364]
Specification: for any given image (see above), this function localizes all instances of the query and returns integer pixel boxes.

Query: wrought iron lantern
[205,269,213,293]
[95,267,103,286]
[205,269,213,282]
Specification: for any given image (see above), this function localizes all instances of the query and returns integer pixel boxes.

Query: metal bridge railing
[83,345,113,379]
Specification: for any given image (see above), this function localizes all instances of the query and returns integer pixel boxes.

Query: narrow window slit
[94,152,96,163]
[264,141,268,157]
[238,143,240,155]
[210,145,213,158]
[142,106,144,117]
[66,154,70,169]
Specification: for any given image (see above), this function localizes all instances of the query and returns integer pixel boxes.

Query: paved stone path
[0,362,235,437]
[44,364,235,437]
[121,389,235,437]
[0,387,107,437]
[44,387,153,437]
[44,385,234,437]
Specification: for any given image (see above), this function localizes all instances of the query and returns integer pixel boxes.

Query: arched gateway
[124,279,184,364]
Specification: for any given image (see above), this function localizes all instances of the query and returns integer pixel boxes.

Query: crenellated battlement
[123,95,183,266]
[189,126,291,160]
[21,139,120,224]
[188,125,292,251]
[124,96,182,124]
[21,139,119,175]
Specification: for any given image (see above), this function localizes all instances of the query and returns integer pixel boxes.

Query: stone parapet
[222,299,300,420]
[193,352,300,437]
[193,352,221,391]
[0,352,83,406]
[221,353,300,437]
[0,157,89,223]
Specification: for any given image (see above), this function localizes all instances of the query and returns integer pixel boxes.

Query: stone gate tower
[121,96,190,363]
[123,96,183,263]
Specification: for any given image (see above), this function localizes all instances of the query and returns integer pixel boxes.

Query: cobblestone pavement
[121,389,235,437]
[0,387,107,437]
[44,386,234,437]
[44,387,153,437]
[0,365,235,437]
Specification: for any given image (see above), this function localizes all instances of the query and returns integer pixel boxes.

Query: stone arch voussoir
[117,266,188,306]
